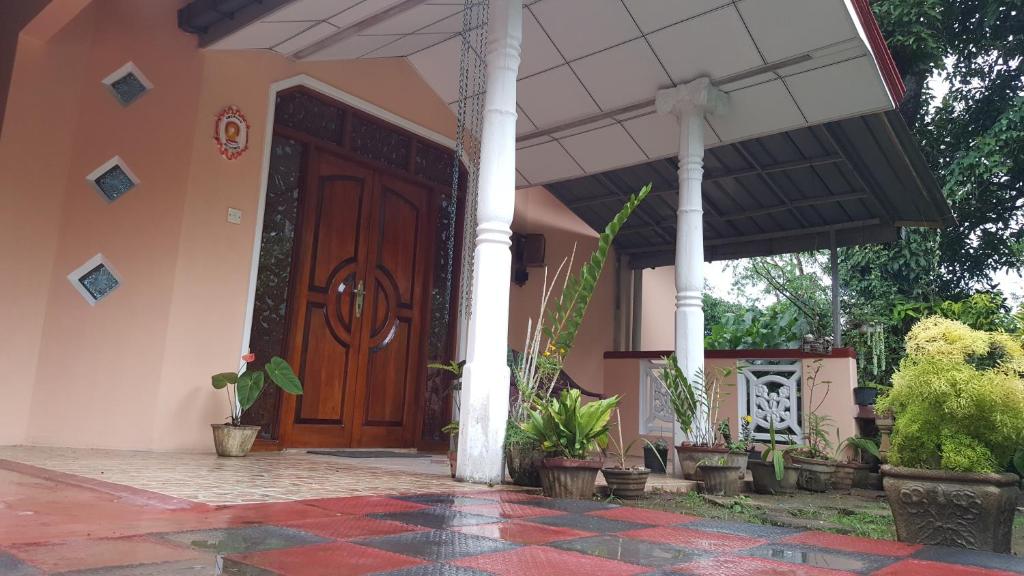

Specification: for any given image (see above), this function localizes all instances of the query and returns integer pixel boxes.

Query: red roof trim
[603,348,858,360]
[851,0,906,104]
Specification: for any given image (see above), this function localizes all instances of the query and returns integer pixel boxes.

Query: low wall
[603,349,859,462]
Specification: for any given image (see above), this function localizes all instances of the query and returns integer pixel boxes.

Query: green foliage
[520,389,619,460]
[877,317,1024,473]
[704,303,806,350]
[546,184,651,354]
[657,353,698,434]
[835,433,881,463]
[893,292,1017,333]
[763,420,797,481]
[211,355,301,426]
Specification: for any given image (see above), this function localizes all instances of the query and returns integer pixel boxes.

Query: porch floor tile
[1,448,1022,575]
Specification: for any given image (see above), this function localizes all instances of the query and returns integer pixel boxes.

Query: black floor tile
[745,543,898,574]
[530,513,650,534]
[524,498,619,514]
[370,509,504,529]
[685,519,804,539]
[914,545,1024,574]
[551,535,702,567]
[357,529,518,561]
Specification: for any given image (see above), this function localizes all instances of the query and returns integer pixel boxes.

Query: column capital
[656,77,728,120]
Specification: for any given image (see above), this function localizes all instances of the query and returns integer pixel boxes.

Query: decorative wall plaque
[214,106,249,160]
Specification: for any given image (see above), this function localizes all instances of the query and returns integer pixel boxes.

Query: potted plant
[428,360,463,478]
[211,353,302,457]
[507,185,651,487]
[787,360,838,492]
[657,353,732,480]
[832,434,881,491]
[878,317,1024,553]
[719,417,753,479]
[601,410,665,499]
[697,456,742,496]
[644,437,669,474]
[521,389,619,499]
[853,382,879,406]
[749,420,800,494]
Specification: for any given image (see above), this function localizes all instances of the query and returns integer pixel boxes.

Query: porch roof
[179,1,908,188]
[545,110,953,267]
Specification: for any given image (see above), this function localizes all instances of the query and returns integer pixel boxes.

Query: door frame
[240,74,462,451]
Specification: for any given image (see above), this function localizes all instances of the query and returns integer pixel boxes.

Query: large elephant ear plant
[213,354,302,425]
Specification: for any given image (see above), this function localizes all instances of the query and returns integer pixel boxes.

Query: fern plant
[544,184,652,356]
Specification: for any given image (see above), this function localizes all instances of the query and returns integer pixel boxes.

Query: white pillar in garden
[456,0,523,484]
[656,78,727,471]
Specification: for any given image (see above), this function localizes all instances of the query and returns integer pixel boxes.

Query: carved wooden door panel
[349,173,432,447]
[280,150,432,448]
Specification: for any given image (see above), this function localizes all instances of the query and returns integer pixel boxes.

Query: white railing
[638,358,674,437]
[737,360,803,443]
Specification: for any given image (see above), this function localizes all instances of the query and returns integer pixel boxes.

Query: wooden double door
[279,149,434,448]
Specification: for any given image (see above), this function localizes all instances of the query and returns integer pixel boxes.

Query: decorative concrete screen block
[639,358,675,436]
[68,254,120,305]
[86,156,139,203]
[737,360,803,442]
[101,62,152,106]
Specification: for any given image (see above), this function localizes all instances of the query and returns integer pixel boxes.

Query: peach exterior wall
[640,266,676,350]
[0,0,457,451]
[605,355,859,460]
[508,186,617,395]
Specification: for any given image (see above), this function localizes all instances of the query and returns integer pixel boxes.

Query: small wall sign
[214,106,249,160]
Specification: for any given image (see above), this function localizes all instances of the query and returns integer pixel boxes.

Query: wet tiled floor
[2,458,1024,575]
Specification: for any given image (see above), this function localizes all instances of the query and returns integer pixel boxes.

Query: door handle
[354,280,366,318]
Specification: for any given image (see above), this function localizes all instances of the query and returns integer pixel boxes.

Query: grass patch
[630,491,766,525]
[787,507,895,540]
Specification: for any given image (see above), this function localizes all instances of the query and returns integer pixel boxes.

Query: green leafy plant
[835,432,881,463]
[877,317,1024,473]
[520,389,620,460]
[656,354,732,447]
[606,409,664,471]
[719,417,754,453]
[545,184,651,355]
[792,359,835,461]
[428,360,464,440]
[212,353,302,426]
[762,420,797,481]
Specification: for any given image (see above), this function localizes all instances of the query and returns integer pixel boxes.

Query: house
[0,0,950,485]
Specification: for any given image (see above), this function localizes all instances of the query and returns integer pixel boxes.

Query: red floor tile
[278,515,427,540]
[454,502,564,519]
[782,531,922,557]
[304,496,430,515]
[673,555,857,575]
[215,501,340,526]
[235,541,426,576]
[454,521,595,545]
[589,506,700,526]
[8,536,205,572]
[621,526,766,553]
[453,545,649,576]
[871,559,1020,576]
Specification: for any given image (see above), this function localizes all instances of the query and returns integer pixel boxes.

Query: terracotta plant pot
[726,451,749,479]
[882,465,1020,553]
[601,467,650,499]
[698,463,742,496]
[748,460,800,495]
[540,458,602,499]
[792,455,837,492]
[644,445,668,474]
[833,461,871,491]
[675,444,728,480]
[505,444,545,487]
[211,424,259,457]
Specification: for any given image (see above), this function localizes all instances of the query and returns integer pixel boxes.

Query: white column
[456,0,523,484]
[656,79,727,470]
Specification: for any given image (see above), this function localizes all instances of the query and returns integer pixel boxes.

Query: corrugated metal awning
[545,110,952,267]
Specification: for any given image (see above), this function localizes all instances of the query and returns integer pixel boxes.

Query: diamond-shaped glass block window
[68,254,121,305]
[101,62,152,106]
[86,156,138,203]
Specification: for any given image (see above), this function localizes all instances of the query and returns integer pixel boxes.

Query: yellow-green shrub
[877,317,1024,473]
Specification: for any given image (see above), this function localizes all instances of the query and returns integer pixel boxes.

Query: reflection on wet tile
[396,495,497,507]
[911,546,1024,574]
[552,535,701,567]
[453,546,650,576]
[531,513,649,534]
[159,525,329,554]
[236,541,426,575]
[455,521,594,545]
[746,544,893,573]
[453,502,563,519]
[279,515,426,540]
[525,499,619,514]
[686,519,803,539]
[373,564,495,576]
[53,558,277,576]
[370,509,503,529]
[0,552,40,576]
[358,529,518,561]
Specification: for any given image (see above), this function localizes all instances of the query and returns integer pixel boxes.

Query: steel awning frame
[545,110,952,268]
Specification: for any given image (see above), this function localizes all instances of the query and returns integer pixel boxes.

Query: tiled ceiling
[205,0,896,187]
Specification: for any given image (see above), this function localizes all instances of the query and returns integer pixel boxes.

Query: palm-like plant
[521,389,620,460]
